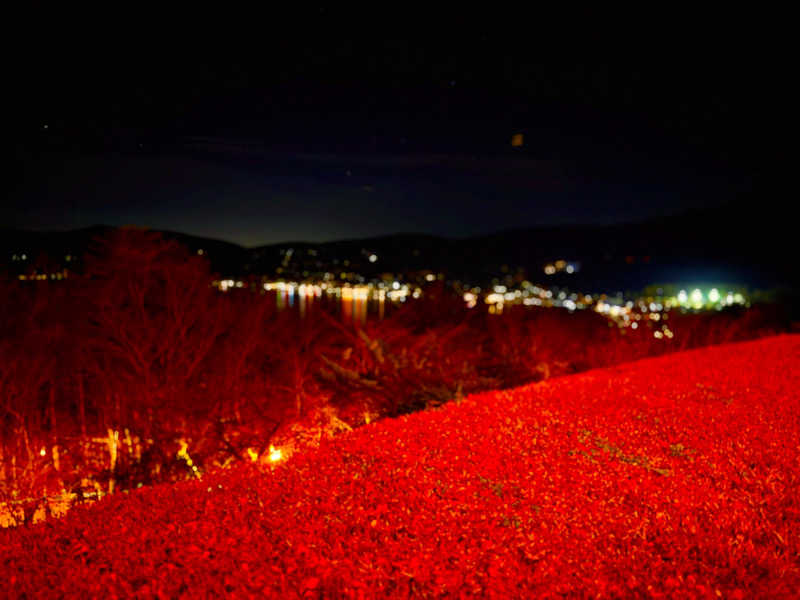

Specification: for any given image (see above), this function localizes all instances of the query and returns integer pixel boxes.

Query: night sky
[8,10,782,247]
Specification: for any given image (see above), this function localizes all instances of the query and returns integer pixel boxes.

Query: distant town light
[708,288,720,303]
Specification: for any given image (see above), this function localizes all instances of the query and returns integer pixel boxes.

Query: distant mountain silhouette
[1,199,792,294]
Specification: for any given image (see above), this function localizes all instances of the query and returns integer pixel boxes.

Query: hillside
[3,193,794,291]
[2,335,799,597]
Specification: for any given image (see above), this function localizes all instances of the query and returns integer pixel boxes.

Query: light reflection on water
[269,283,396,324]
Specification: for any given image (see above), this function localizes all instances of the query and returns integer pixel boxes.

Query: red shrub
[1,336,798,597]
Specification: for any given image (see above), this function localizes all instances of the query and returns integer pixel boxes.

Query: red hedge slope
[2,335,799,598]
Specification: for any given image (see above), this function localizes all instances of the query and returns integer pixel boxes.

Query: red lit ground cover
[2,335,799,598]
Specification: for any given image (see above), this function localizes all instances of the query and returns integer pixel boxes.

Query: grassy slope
[2,335,799,598]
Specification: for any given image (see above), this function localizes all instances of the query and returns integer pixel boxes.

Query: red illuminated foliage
[82,229,226,425]
[0,231,789,523]
[1,335,798,597]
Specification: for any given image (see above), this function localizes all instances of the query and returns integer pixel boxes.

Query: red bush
[0,231,788,519]
[1,336,798,597]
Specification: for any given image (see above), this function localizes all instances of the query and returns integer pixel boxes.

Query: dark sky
[8,10,782,247]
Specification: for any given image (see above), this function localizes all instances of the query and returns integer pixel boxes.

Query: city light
[544,260,578,275]
[40,250,749,341]
[485,293,504,305]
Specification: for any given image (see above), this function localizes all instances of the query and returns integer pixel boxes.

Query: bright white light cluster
[667,287,747,310]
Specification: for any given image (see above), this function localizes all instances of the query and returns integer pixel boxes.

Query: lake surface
[264,282,418,324]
